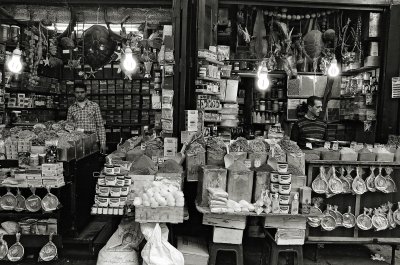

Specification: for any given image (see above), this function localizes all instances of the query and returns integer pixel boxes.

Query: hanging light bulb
[328,58,340,77]
[257,60,270,91]
[122,47,137,72]
[7,46,23,74]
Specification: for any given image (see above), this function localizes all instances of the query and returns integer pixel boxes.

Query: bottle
[291,193,299,214]
[252,111,257,123]
[260,113,265,123]
[256,112,261,123]
[271,193,280,214]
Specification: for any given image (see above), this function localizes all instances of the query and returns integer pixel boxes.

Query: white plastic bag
[141,223,184,265]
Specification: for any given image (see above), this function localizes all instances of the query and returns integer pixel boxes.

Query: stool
[264,230,303,265]
[208,242,244,265]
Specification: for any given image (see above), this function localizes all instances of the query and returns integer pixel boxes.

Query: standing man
[67,81,106,153]
[290,96,327,149]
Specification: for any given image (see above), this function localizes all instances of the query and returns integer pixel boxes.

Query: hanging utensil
[393,202,400,225]
[0,234,8,260]
[38,233,58,262]
[328,166,343,195]
[365,166,376,192]
[356,208,373,230]
[372,207,389,231]
[7,233,24,262]
[339,167,351,194]
[41,187,59,212]
[14,188,26,212]
[0,188,17,211]
[352,167,367,195]
[345,166,354,188]
[375,166,387,192]
[321,205,337,231]
[387,202,396,229]
[383,167,396,193]
[312,166,328,194]
[333,205,343,226]
[25,188,42,212]
[342,206,356,228]
[308,198,323,227]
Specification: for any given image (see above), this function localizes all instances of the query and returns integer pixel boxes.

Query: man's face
[74,87,86,102]
[309,100,323,117]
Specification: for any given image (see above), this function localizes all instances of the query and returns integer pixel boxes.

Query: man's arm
[93,104,106,152]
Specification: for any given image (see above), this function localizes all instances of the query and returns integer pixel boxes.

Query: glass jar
[278,102,284,111]
[278,87,284,99]
[259,100,266,111]
[266,100,272,110]
[273,100,279,112]
[234,62,240,71]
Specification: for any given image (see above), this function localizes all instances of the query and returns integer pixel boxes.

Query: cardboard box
[213,227,243,244]
[275,228,305,245]
[299,186,312,205]
[164,137,178,157]
[185,110,199,132]
[264,215,306,229]
[177,237,209,265]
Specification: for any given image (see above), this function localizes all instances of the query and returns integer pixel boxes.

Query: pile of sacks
[207,188,255,213]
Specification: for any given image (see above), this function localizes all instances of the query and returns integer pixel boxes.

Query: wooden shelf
[198,56,224,66]
[3,234,62,248]
[342,66,379,75]
[306,160,400,166]
[6,88,60,96]
[195,89,220,95]
[6,107,58,111]
[197,76,223,82]
[231,70,286,77]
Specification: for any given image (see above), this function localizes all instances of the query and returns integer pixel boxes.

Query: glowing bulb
[122,47,137,72]
[7,47,23,74]
[328,58,340,77]
[257,63,270,91]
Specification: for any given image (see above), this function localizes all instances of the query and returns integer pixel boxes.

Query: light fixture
[257,60,270,91]
[328,58,340,77]
[7,46,23,74]
[122,47,137,72]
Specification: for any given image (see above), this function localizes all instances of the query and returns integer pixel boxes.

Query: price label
[254,159,261,168]
[244,159,252,168]
[306,142,313,150]
[332,142,339,151]
[324,142,331,149]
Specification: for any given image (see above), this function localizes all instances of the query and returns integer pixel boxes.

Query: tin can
[279,194,290,204]
[270,172,279,183]
[279,204,290,214]
[279,184,291,194]
[0,24,9,42]
[271,183,279,193]
[10,25,20,42]
[278,174,292,184]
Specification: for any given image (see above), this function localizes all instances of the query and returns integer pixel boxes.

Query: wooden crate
[264,215,306,229]
[135,206,184,223]
[213,227,243,244]
[203,213,246,229]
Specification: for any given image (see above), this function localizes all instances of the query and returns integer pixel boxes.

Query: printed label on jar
[270,183,279,193]
[97,197,109,207]
[277,163,288,173]
[270,172,279,183]
[98,186,110,196]
[279,205,290,214]
[109,198,120,207]
[279,184,291,194]
[279,194,290,205]
[105,176,117,186]
[110,187,122,197]
[278,174,292,184]
[113,166,121,174]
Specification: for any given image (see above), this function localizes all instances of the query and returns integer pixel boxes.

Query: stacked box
[41,163,64,179]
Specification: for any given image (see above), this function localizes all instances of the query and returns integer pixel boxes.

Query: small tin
[121,186,129,196]
[104,165,114,175]
[279,194,290,204]
[110,187,121,197]
[279,184,291,195]
[97,196,109,207]
[109,198,120,207]
[271,183,279,193]
[270,172,279,183]
[278,174,292,184]
[277,163,288,174]
[279,204,290,214]
[113,166,121,174]
[125,177,132,186]
[105,176,117,186]
[98,178,105,185]
[120,196,127,206]
[97,186,110,196]
[116,176,125,187]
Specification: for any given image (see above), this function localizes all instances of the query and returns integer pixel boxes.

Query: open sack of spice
[206,137,227,167]
[279,137,305,174]
[97,217,144,265]
[248,138,268,168]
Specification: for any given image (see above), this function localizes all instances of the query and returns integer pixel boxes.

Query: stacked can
[270,162,292,214]
[93,164,131,215]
